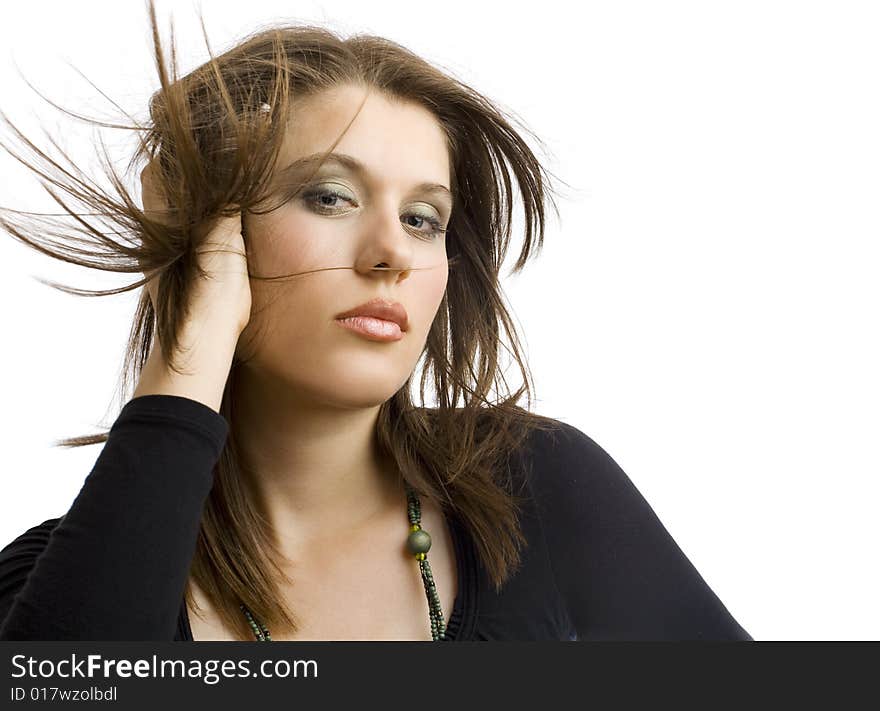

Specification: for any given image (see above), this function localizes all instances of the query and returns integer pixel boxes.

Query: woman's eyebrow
[278,151,453,205]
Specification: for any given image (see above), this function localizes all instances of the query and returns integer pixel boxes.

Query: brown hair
[0,0,570,639]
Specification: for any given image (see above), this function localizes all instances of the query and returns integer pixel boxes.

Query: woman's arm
[0,393,228,640]
[525,422,753,641]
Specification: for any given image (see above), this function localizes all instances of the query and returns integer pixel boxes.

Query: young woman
[0,2,751,641]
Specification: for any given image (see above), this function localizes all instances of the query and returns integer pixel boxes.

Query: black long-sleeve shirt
[0,394,752,641]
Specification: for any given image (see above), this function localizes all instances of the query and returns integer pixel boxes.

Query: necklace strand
[239,482,447,641]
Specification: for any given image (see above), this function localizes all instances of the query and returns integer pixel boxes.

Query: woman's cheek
[245,226,315,284]
[414,260,449,332]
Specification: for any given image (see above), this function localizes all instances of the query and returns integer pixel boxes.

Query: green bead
[406,528,432,555]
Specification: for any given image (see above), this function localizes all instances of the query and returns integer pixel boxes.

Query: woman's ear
[140,160,171,222]
[138,161,170,313]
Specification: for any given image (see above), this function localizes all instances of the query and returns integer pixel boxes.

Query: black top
[0,394,752,641]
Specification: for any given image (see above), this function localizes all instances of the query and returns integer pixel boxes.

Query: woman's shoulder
[502,416,653,524]
[0,517,64,570]
[1,517,64,577]
[0,516,64,615]
[420,406,609,492]
[500,415,618,488]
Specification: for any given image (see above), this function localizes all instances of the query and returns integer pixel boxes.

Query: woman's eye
[402,214,447,240]
[301,187,354,210]
[301,187,447,241]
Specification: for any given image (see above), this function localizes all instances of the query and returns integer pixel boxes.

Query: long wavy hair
[0,0,569,639]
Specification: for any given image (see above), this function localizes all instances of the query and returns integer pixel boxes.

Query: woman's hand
[133,161,254,413]
[139,160,253,339]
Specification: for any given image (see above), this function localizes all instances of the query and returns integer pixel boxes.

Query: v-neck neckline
[178,508,479,641]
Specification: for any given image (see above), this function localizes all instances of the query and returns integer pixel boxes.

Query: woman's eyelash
[299,187,447,240]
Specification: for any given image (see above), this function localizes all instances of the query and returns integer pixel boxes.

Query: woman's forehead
[275,88,452,190]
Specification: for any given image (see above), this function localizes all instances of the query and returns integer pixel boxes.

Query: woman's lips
[335,315,404,342]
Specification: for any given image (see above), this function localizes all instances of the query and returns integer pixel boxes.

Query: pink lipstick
[335,315,404,342]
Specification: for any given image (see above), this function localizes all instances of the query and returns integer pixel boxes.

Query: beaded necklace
[239,481,447,641]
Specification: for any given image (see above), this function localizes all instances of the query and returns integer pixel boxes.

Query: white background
[1,0,877,641]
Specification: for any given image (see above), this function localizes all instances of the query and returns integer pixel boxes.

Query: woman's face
[235,83,452,408]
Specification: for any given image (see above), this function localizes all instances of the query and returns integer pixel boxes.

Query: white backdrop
[1,0,877,641]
